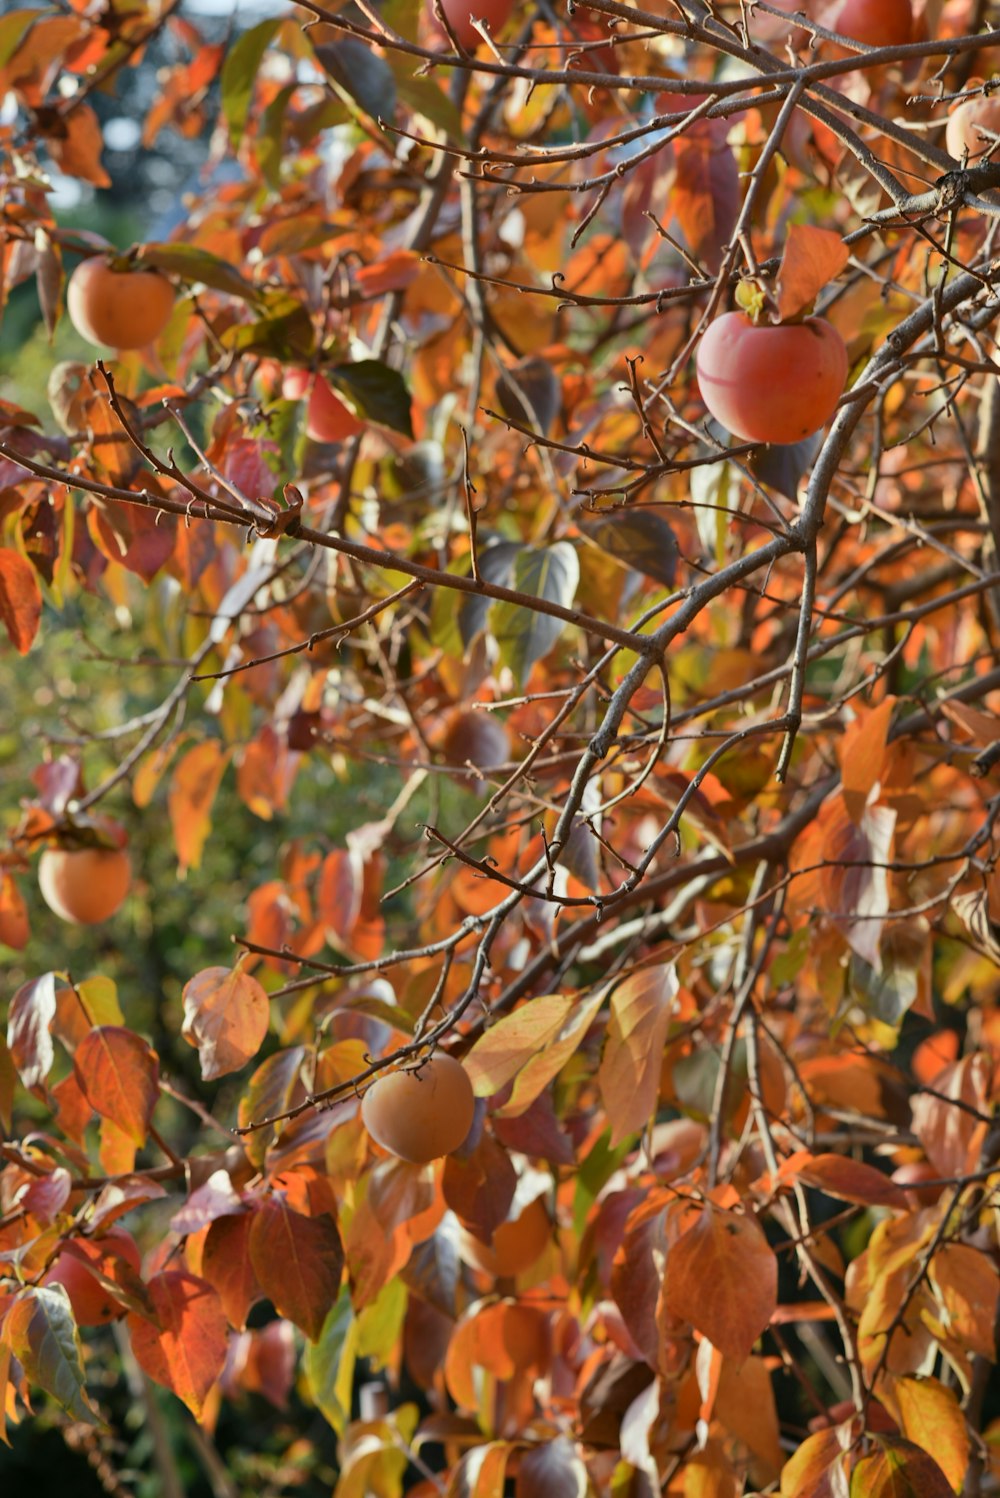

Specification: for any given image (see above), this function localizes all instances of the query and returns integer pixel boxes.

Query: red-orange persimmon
[361,1054,475,1163]
[430,0,513,48]
[818,0,912,48]
[946,88,1000,163]
[67,257,175,349]
[282,369,363,443]
[38,822,132,925]
[696,312,848,444]
[42,1229,142,1326]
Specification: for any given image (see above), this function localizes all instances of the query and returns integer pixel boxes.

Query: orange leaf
[73,1026,159,1146]
[0,874,29,950]
[181,963,270,1081]
[776,224,849,323]
[127,1270,228,1418]
[598,964,679,1147]
[886,1377,970,1492]
[464,988,603,1115]
[0,547,41,654]
[795,1153,909,1211]
[839,698,895,824]
[45,103,110,187]
[168,740,230,875]
[248,1196,344,1342]
[779,1425,852,1498]
[664,1206,777,1361]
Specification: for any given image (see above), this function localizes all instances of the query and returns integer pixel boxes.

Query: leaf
[670,128,741,273]
[516,1437,588,1498]
[714,1354,783,1476]
[220,17,282,145]
[303,1287,356,1434]
[181,963,270,1081]
[387,55,461,137]
[496,355,561,435]
[776,224,849,323]
[45,104,110,188]
[0,547,41,653]
[664,1205,778,1361]
[888,1378,970,1493]
[314,38,396,123]
[127,1271,228,1419]
[5,1287,97,1424]
[465,989,605,1117]
[580,509,679,588]
[238,1046,307,1167]
[137,243,261,303]
[488,542,580,687]
[73,1027,159,1146]
[598,964,679,1147]
[780,1426,852,1498]
[0,1033,15,1132]
[328,360,413,437]
[248,1196,345,1341]
[168,740,230,875]
[0,873,29,950]
[749,432,821,499]
[7,972,58,1090]
[850,1438,954,1498]
[447,1443,512,1498]
[201,1213,261,1330]
[794,1152,910,1210]
[840,699,895,824]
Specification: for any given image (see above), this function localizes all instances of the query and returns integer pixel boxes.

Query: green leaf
[313,38,396,124]
[329,361,414,438]
[258,82,297,192]
[6,1288,98,1425]
[0,10,37,69]
[488,542,580,686]
[304,1287,357,1435]
[221,17,282,145]
[387,57,461,138]
[580,509,679,588]
[137,243,261,304]
[221,291,315,360]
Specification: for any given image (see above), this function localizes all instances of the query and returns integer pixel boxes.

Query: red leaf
[127,1270,228,1418]
[248,1196,344,1342]
[776,224,850,323]
[0,546,42,654]
[73,1026,159,1145]
[181,963,270,1080]
[201,1213,262,1330]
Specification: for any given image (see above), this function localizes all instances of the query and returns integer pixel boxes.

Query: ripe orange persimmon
[67,257,175,349]
[696,312,848,444]
[282,368,363,443]
[430,0,513,48]
[461,1193,551,1277]
[38,823,131,925]
[818,0,911,48]
[946,87,1000,163]
[42,1229,141,1326]
[361,1053,475,1163]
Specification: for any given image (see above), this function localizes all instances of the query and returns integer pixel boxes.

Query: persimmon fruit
[696,312,848,444]
[946,88,1000,163]
[362,1054,475,1163]
[282,368,363,443]
[818,0,912,47]
[42,1229,141,1326]
[67,257,175,349]
[431,0,513,48]
[461,1193,551,1277]
[38,825,132,925]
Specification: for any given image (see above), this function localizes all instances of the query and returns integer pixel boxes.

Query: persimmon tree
[3,0,1000,1493]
